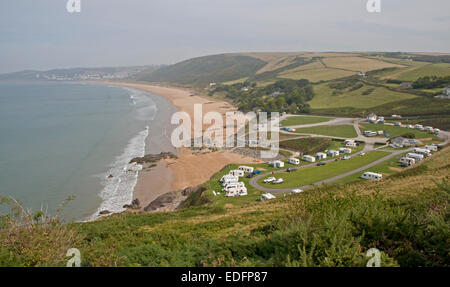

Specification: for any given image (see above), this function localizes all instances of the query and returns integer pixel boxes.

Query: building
[328,150,339,157]
[288,158,300,165]
[367,113,377,123]
[400,82,413,88]
[361,172,383,180]
[315,152,327,160]
[444,86,450,96]
[302,155,316,163]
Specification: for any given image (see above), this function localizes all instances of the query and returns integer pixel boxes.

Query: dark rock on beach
[130,152,177,165]
[123,198,141,209]
[144,185,202,212]
[99,210,111,215]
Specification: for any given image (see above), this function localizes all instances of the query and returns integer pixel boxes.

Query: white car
[343,156,351,160]
[272,178,284,184]
[360,152,366,156]
[263,177,276,183]
[291,189,303,194]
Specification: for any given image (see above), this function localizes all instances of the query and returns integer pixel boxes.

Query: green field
[360,123,437,139]
[281,115,334,126]
[335,152,409,184]
[395,63,450,81]
[279,67,355,82]
[293,125,357,138]
[258,151,390,188]
[309,83,417,109]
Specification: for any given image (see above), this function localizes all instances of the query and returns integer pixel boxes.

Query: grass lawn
[281,115,334,126]
[293,125,358,138]
[257,151,390,189]
[309,83,417,109]
[360,123,437,139]
[334,152,409,185]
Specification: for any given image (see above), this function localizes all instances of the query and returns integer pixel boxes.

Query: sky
[1,0,449,73]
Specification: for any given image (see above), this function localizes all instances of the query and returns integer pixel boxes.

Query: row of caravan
[220,166,255,197]
[399,146,438,167]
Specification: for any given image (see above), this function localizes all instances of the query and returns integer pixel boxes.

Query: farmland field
[258,151,390,188]
[322,56,405,72]
[309,83,417,109]
[293,125,357,138]
[395,63,450,81]
[279,67,355,82]
[281,115,334,126]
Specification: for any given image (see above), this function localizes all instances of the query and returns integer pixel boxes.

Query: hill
[1,146,449,267]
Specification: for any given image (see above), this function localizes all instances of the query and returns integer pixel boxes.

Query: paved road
[249,114,449,195]
[249,149,410,194]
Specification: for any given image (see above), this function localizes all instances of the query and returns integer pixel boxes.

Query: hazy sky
[1,0,449,73]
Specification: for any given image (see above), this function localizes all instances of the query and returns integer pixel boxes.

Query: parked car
[286,167,296,172]
[360,152,366,156]
[317,162,326,166]
[263,177,276,183]
[291,189,303,194]
[272,178,284,184]
[246,173,254,178]
[343,156,351,160]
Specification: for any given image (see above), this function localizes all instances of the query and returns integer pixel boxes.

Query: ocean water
[0,81,176,221]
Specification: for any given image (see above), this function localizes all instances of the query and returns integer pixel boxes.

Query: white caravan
[361,172,383,181]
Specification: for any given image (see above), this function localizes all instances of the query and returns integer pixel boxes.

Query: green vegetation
[396,63,450,82]
[360,123,436,139]
[258,151,390,188]
[281,115,333,126]
[309,82,416,109]
[136,54,266,85]
[1,148,449,267]
[293,125,357,138]
[211,79,315,113]
[412,76,450,89]
[280,137,331,154]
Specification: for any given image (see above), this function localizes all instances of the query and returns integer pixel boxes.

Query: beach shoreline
[94,81,257,212]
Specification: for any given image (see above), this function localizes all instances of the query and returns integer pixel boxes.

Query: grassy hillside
[1,147,448,267]
[138,51,448,117]
[135,54,266,85]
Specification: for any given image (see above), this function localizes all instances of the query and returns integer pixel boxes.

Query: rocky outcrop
[123,198,141,210]
[130,152,177,165]
[143,185,203,212]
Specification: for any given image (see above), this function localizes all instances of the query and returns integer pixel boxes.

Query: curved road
[248,114,450,194]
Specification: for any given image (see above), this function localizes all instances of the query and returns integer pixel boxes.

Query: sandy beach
[98,81,257,210]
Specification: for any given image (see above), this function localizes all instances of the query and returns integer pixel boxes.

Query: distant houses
[435,86,450,99]
[400,82,413,88]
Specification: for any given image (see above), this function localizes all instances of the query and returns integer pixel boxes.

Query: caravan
[229,169,245,177]
[406,153,424,162]
[399,157,416,167]
[302,155,316,163]
[225,186,248,197]
[238,166,254,173]
[425,145,438,152]
[361,172,383,181]
[339,147,352,154]
[261,193,276,201]
[288,158,300,165]
[413,148,431,157]
[315,152,327,160]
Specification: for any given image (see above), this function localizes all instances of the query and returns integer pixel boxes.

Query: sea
[0,81,177,221]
